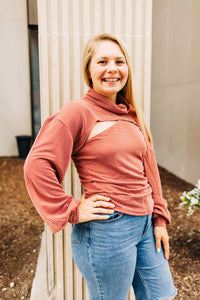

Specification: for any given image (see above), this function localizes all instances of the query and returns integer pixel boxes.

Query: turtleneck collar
[85,88,136,116]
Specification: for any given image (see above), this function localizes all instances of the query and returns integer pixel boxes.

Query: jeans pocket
[93,212,123,224]
[71,223,83,244]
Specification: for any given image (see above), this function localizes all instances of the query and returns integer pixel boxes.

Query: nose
[107,61,117,73]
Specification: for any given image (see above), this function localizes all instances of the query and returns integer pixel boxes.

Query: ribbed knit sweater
[24,88,171,233]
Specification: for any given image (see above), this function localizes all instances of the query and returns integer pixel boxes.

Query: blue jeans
[71,213,177,300]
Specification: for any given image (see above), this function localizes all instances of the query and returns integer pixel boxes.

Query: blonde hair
[82,33,151,142]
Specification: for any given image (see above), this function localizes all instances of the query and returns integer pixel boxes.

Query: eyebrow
[96,56,126,60]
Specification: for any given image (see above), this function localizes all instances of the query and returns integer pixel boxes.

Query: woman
[24,33,177,299]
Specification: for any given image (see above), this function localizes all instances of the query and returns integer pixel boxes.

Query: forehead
[92,40,125,59]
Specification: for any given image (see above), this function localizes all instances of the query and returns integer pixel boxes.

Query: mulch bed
[0,157,199,299]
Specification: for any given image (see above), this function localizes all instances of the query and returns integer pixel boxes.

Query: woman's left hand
[154,226,169,260]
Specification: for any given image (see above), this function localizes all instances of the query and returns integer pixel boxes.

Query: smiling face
[88,41,129,103]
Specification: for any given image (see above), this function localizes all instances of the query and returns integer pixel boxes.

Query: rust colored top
[24,88,170,233]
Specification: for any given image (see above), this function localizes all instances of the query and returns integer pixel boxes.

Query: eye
[116,60,125,65]
[98,60,107,65]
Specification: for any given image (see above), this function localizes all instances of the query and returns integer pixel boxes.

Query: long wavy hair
[82,33,151,142]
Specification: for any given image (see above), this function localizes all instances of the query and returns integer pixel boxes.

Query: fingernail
[111,204,115,207]
[157,248,161,253]
[166,256,169,260]
[105,197,111,201]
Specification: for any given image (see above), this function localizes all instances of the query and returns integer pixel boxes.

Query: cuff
[152,215,167,227]
[68,199,80,224]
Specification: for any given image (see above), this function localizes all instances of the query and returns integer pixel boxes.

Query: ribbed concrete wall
[36,0,152,299]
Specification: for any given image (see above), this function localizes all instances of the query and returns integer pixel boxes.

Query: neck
[106,94,117,104]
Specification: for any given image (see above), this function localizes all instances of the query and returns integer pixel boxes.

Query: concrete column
[31,1,153,299]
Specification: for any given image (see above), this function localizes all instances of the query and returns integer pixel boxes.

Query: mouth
[102,78,120,82]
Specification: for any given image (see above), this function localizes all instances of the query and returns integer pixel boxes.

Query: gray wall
[151,0,200,185]
[0,0,32,156]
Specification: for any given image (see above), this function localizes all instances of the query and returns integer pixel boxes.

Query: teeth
[104,78,119,82]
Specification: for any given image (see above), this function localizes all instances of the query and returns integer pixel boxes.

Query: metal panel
[54,230,64,300]
[37,0,50,121]
[46,225,55,294]
[64,224,74,300]
[48,0,61,114]
[72,165,82,299]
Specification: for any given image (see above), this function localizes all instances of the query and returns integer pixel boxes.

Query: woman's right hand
[78,193,115,223]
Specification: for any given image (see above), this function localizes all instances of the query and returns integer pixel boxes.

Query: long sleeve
[143,141,171,226]
[24,117,80,233]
